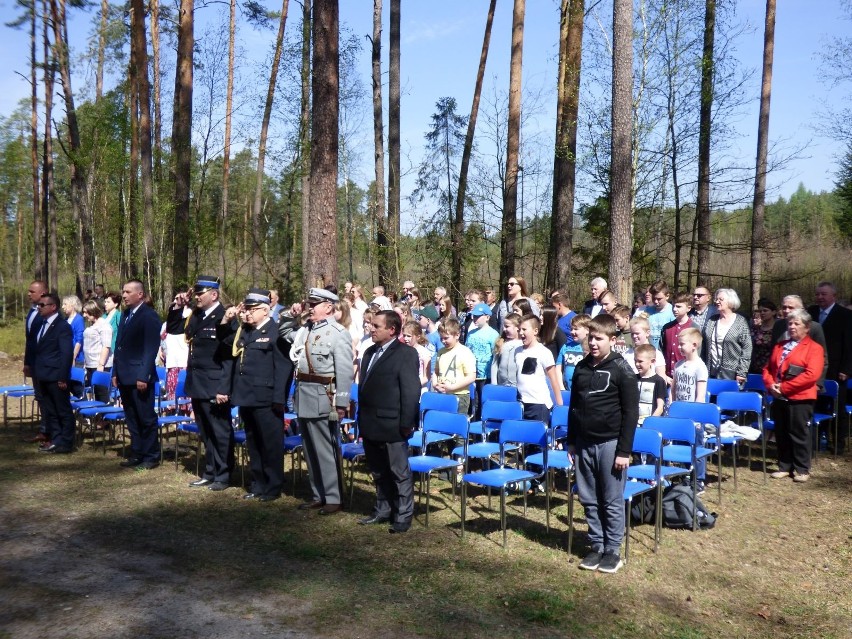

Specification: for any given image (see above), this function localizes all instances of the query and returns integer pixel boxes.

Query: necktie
[37,321,47,342]
[819,309,828,325]
[364,346,385,380]
[125,310,134,326]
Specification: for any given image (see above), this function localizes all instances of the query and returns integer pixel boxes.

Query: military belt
[296,372,334,385]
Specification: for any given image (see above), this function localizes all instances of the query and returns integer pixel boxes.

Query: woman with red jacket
[762,309,825,483]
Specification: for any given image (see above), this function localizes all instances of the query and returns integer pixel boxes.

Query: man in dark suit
[24,292,75,453]
[168,276,236,491]
[357,310,421,533]
[581,277,608,318]
[112,279,162,469]
[228,288,291,502]
[809,282,852,453]
[22,280,48,443]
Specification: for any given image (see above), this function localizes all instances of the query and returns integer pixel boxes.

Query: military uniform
[279,288,353,510]
[170,276,236,487]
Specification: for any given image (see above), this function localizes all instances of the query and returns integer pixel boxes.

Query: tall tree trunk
[387,0,401,286]
[749,0,775,309]
[31,0,44,281]
[254,0,289,280]
[609,0,634,303]
[304,0,339,289]
[696,0,715,282]
[547,0,583,292]
[171,0,193,289]
[130,0,157,292]
[220,0,236,279]
[452,0,496,303]
[96,0,107,100]
[501,0,524,291]
[299,0,311,286]
[50,0,91,296]
[372,0,389,287]
[128,32,140,277]
[150,0,163,182]
[42,0,56,290]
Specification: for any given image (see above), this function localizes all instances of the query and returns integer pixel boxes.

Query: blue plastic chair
[744,373,766,394]
[1,383,35,431]
[408,410,471,526]
[668,401,728,502]
[643,416,715,530]
[407,392,459,449]
[716,391,766,484]
[706,377,740,402]
[452,400,523,470]
[461,419,549,548]
[524,406,572,532]
[479,384,519,404]
[812,380,839,457]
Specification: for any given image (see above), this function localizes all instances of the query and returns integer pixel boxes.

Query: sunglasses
[37,302,55,308]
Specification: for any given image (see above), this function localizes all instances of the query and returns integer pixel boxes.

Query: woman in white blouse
[81,300,113,403]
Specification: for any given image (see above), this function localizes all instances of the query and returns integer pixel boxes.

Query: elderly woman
[762,309,824,483]
[702,288,752,384]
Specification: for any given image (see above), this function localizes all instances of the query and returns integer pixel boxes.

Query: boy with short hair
[418,304,443,354]
[644,280,675,350]
[659,292,696,382]
[568,314,638,574]
[672,327,709,492]
[432,318,477,415]
[634,343,667,421]
[611,304,634,355]
[465,303,500,420]
[625,316,666,379]
[557,313,590,391]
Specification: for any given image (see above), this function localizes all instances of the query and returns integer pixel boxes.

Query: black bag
[629,492,656,525]
[661,484,716,529]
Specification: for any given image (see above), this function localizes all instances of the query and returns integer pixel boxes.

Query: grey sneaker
[579,551,603,571]
[597,553,623,574]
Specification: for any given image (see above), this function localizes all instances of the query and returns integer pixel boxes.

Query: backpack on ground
[661,483,716,529]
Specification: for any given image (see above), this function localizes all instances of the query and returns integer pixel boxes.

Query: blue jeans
[576,438,626,556]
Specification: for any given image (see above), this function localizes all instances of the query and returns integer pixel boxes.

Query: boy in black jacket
[568,314,638,574]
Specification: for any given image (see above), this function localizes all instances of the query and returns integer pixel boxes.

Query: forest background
[0,0,851,328]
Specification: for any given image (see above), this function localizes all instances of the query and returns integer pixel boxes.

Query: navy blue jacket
[228,319,290,407]
[112,302,161,386]
[25,315,73,383]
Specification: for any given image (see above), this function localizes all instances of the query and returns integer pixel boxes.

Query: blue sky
[0,0,848,209]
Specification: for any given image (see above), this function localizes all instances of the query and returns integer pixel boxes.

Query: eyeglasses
[37,302,54,308]
[693,293,708,297]
[508,282,518,287]
[245,306,266,314]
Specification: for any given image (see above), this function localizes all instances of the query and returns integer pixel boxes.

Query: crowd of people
[19,273,852,573]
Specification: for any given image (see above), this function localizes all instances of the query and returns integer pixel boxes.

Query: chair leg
[460,482,467,539]
[424,474,431,527]
[501,489,507,549]
[732,445,738,490]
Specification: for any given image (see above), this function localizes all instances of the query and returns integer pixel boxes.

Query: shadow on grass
[0,431,833,639]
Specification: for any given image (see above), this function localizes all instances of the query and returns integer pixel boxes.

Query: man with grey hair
[582,277,608,318]
[808,281,852,453]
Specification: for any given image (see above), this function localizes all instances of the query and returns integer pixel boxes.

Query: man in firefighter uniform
[279,288,353,514]
[168,276,235,491]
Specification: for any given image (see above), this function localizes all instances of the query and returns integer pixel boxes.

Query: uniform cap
[194,275,220,293]
[370,295,392,311]
[243,288,271,307]
[308,287,339,304]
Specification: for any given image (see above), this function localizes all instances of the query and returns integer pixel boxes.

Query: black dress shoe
[297,500,324,510]
[257,495,280,502]
[208,482,229,492]
[137,461,159,470]
[120,458,143,468]
[243,492,259,500]
[389,523,411,534]
[189,478,213,487]
[358,515,391,525]
[38,444,72,454]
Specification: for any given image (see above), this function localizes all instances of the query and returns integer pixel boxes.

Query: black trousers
[772,399,814,474]
[38,379,75,450]
[362,437,414,526]
[118,383,160,463]
[192,398,235,483]
[241,405,284,497]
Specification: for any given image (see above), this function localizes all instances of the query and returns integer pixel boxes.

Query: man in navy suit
[809,282,852,453]
[24,292,75,453]
[357,310,421,533]
[22,280,48,443]
[112,279,162,469]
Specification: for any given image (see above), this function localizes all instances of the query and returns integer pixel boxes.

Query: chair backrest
[156,366,167,385]
[419,392,460,428]
[561,390,571,406]
[632,427,663,459]
[69,367,85,384]
[819,379,839,399]
[480,384,519,404]
[706,377,740,400]
[499,419,548,447]
[551,405,569,431]
[669,400,721,427]
[174,369,188,399]
[422,410,470,439]
[644,416,699,445]
[350,382,359,404]
[715,390,762,413]
[744,373,766,393]
[481,400,524,424]
[90,370,113,391]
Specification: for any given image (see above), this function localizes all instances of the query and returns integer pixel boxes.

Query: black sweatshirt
[567,351,638,457]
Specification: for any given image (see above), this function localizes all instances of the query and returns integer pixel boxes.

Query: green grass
[0,324,24,357]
